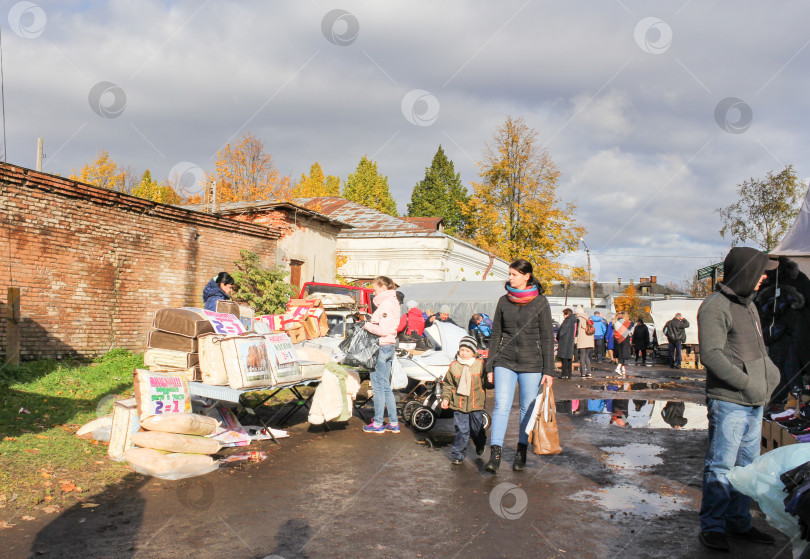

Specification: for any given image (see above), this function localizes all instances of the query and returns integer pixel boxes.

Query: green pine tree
[342,156,398,216]
[407,145,469,235]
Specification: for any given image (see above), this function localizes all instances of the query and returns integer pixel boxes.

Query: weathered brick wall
[0,164,280,360]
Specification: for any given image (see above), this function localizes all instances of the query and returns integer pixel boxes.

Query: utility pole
[36,137,43,171]
[581,237,594,309]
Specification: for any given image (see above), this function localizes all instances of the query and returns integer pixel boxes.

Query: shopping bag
[528,385,562,455]
[390,356,408,390]
[338,325,379,370]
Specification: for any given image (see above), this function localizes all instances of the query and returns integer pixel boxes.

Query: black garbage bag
[339,326,380,370]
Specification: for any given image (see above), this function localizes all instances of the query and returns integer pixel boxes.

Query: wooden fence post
[6,287,20,366]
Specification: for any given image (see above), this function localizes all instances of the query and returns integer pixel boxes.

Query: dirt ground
[2,360,797,559]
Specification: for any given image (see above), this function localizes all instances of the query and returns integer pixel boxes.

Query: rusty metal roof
[295,197,426,233]
[178,199,352,229]
[400,216,444,231]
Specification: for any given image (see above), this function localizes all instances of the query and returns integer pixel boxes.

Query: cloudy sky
[3,0,810,285]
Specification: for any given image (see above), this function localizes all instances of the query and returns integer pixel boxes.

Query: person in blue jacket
[590,311,609,363]
[203,272,235,311]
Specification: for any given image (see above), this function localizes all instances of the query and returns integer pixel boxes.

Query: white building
[297,197,509,285]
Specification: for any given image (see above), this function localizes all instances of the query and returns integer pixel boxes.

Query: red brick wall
[0,164,280,360]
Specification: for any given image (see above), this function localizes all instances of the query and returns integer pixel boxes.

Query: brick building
[0,163,281,360]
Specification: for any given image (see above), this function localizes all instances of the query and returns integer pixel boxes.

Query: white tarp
[649,299,703,345]
[772,186,810,277]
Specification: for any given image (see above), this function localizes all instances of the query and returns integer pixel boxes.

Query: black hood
[719,247,775,299]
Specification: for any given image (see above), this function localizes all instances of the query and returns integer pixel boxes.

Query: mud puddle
[577,382,677,391]
[557,399,708,429]
[569,484,689,518]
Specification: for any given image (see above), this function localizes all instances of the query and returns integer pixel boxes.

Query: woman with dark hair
[203,271,235,311]
[484,259,555,473]
[556,308,576,379]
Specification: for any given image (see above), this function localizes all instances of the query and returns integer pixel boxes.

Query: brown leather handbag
[529,385,562,455]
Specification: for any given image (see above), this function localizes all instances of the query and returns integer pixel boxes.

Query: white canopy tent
[649,299,703,345]
[772,186,810,276]
[398,281,568,326]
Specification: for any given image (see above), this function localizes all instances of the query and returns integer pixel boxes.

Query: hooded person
[697,246,780,551]
[398,299,426,337]
[203,272,234,312]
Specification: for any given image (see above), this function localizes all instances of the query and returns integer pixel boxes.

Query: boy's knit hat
[459,335,478,353]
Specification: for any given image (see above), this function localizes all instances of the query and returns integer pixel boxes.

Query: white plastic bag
[391,357,408,390]
[727,444,810,557]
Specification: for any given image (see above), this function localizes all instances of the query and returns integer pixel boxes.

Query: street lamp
[580,237,594,309]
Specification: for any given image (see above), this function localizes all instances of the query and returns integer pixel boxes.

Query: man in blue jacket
[698,247,780,551]
[590,311,608,363]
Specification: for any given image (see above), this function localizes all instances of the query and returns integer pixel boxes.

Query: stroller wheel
[402,400,422,424]
[410,407,436,432]
[482,410,491,430]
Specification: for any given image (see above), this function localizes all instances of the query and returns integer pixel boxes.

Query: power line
[591,253,720,259]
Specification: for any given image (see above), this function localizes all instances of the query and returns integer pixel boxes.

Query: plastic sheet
[339,326,379,369]
[727,444,810,557]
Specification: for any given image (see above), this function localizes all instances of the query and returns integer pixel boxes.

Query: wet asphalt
[4,361,795,559]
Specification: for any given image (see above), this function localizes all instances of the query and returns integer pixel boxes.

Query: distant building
[296,197,509,284]
[181,200,350,288]
[547,275,687,313]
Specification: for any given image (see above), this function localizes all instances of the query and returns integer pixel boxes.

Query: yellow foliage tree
[613,285,651,321]
[69,150,127,191]
[212,133,291,203]
[467,116,585,287]
[131,170,181,205]
[293,162,340,198]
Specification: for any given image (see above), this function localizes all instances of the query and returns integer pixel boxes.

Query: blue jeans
[669,341,683,367]
[452,410,486,460]
[369,344,398,426]
[490,367,543,447]
[699,398,763,533]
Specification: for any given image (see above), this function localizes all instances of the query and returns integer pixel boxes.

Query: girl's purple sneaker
[363,422,385,434]
[384,423,400,433]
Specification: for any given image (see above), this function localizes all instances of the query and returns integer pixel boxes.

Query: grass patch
[0,350,142,518]
[0,353,319,519]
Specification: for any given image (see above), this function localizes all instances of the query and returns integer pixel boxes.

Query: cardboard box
[287,325,306,344]
[761,420,785,454]
[287,299,329,338]
[781,425,798,448]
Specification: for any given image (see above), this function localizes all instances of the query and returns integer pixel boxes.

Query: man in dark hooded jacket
[203,272,234,312]
[697,247,780,551]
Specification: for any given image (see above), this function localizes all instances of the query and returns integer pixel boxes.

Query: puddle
[557,399,708,429]
[569,484,689,518]
[599,443,664,470]
[577,382,677,391]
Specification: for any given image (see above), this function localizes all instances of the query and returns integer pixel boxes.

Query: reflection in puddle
[557,400,708,430]
[569,484,688,518]
[600,443,664,470]
[577,382,677,391]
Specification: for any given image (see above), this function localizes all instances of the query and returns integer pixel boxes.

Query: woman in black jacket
[556,308,577,379]
[485,259,555,473]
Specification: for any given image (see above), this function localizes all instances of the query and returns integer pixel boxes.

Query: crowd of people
[206,244,794,552]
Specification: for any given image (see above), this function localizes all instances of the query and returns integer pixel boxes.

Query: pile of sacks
[109,369,223,480]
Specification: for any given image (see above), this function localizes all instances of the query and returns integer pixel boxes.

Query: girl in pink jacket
[363,276,402,433]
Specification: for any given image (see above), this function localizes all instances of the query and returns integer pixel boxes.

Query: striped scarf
[506,284,539,305]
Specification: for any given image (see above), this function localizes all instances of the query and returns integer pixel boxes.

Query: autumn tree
[613,285,651,321]
[408,145,469,235]
[293,162,340,198]
[131,170,181,205]
[467,116,584,285]
[343,155,397,216]
[69,150,128,191]
[716,165,804,251]
[212,133,291,203]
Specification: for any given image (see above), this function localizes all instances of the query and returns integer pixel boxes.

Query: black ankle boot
[485,445,502,473]
[513,443,528,471]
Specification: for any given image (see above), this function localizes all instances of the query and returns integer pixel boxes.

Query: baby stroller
[397,323,492,432]
[401,357,492,432]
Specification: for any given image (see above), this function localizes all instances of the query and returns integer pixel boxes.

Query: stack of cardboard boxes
[256,299,329,343]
